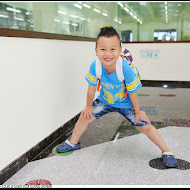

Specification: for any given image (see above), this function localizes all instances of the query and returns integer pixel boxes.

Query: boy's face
[95,36,122,68]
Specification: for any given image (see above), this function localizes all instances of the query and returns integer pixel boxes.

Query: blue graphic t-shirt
[85,59,142,109]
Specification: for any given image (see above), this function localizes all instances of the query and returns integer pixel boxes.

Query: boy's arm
[128,92,151,125]
[82,84,97,119]
[86,83,97,106]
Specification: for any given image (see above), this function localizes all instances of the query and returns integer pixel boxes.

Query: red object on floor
[25,179,52,186]
[159,94,176,97]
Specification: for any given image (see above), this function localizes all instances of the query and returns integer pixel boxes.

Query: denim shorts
[92,99,149,127]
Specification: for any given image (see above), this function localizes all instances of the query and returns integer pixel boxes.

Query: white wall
[123,43,190,81]
[0,37,97,170]
[0,37,190,170]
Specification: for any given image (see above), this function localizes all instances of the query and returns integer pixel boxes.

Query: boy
[57,26,177,168]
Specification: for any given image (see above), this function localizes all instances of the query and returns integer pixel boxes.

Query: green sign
[140,49,159,59]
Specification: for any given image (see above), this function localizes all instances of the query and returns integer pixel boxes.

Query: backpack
[95,46,141,98]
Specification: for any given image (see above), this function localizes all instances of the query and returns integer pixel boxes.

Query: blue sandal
[162,152,178,168]
[56,140,81,153]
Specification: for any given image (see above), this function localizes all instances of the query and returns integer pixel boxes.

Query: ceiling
[59,1,190,24]
[2,1,190,25]
[120,1,190,23]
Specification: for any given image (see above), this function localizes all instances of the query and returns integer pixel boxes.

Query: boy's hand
[82,105,94,120]
[134,110,151,125]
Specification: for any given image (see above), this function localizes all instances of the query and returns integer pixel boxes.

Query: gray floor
[3,127,190,186]
[137,87,190,122]
[2,86,190,187]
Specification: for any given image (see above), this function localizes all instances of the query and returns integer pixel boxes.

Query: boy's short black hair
[96,26,121,47]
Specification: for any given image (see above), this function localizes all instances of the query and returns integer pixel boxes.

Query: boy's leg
[61,99,115,146]
[69,114,96,145]
[56,114,96,153]
[135,124,170,153]
[118,108,170,153]
[135,124,177,167]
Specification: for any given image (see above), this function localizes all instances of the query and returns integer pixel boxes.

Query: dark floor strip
[141,80,190,88]
[0,113,80,185]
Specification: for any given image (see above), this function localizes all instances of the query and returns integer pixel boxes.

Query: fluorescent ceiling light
[0,14,8,18]
[6,7,21,13]
[102,13,108,17]
[14,17,24,21]
[80,17,86,20]
[93,8,100,13]
[165,2,167,5]
[129,12,134,16]
[54,18,60,22]
[178,4,181,6]
[124,7,129,12]
[133,15,137,19]
[165,6,167,10]
[118,2,124,8]
[118,21,122,24]
[57,10,66,15]
[114,18,118,22]
[70,14,78,18]
[83,3,91,9]
[71,23,78,26]
[74,3,82,9]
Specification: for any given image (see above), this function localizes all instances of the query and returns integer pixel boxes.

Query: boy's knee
[135,124,152,133]
[78,113,96,124]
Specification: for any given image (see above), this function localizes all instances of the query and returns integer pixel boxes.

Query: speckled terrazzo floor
[2,86,190,187]
[3,127,190,186]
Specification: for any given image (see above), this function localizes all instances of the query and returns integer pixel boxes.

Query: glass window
[154,30,177,41]
[0,1,189,41]
[0,2,33,30]
[121,30,132,42]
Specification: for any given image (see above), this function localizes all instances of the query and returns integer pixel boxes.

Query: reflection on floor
[112,120,166,140]
[2,86,190,186]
